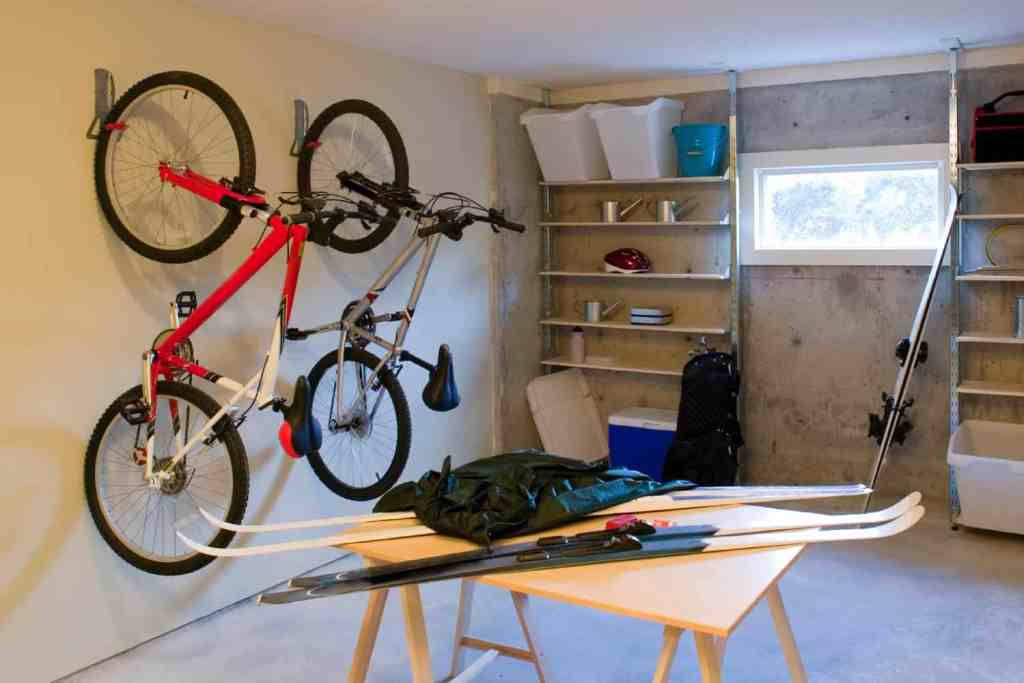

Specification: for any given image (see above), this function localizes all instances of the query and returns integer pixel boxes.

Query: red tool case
[972,90,1024,163]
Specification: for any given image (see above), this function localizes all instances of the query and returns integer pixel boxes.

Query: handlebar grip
[282,211,318,225]
[501,220,526,233]
[417,221,462,238]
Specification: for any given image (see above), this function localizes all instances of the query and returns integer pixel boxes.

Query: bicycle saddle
[278,376,323,459]
[423,344,460,412]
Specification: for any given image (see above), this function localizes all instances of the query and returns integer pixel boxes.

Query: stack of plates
[630,307,673,325]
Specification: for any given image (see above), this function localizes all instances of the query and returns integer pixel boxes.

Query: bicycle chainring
[152,329,196,380]
[342,301,376,348]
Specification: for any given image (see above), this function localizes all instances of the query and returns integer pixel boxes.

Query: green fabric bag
[374,450,695,544]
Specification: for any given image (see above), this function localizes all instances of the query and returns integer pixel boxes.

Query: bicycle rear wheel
[95,71,256,263]
[84,381,249,575]
[306,347,411,501]
[297,100,409,253]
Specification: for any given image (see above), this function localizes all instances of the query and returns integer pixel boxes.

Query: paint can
[1016,296,1024,338]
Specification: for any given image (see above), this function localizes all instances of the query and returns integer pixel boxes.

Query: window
[740,144,950,266]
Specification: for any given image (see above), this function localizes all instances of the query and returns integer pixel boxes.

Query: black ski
[259,498,923,606]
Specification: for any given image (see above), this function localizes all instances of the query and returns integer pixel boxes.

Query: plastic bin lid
[608,407,677,430]
[589,97,685,119]
[520,103,618,124]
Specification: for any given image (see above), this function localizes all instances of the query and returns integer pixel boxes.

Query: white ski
[256,505,925,605]
[197,483,871,535]
[866,188,958,510]
[180,485,874,559]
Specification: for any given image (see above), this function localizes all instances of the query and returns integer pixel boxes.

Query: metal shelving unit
[539,72,742,378]
[539,219,730,228]
[948,47,1024,525]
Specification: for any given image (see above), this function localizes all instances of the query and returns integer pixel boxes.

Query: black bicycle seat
[423,344,460,412]
[278,376,322,459]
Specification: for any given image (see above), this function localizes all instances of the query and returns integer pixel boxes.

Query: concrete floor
[62,498,1024,682]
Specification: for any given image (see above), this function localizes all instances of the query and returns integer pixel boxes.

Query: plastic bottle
[569,327,585,363]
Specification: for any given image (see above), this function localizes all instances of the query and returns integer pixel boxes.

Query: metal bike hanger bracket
[290,98,310,156]
[86,68,115,140]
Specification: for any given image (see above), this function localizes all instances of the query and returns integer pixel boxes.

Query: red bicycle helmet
[603,248,651,273]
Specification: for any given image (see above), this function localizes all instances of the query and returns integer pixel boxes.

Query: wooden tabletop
[343,504,833,637]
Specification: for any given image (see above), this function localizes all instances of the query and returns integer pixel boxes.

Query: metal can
[1016,296,1024,338]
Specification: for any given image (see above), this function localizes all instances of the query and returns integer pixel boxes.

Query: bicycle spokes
[104,85,240,250]
[313,359,399,489]
[93,391,234,563]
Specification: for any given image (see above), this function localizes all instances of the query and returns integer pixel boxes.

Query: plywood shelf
[957,213,1024,221]
[538,220,730,228]
[541,356,683,377]
[957,381,1024,398]
[957,332,1024,345]
[540,270,730,281]
[959,161,1024,172]
[540,168,730,187]
[541,318,729,335]
[957,272,1024,282]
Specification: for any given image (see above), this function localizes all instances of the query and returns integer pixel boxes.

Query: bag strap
[982,91,1024,113]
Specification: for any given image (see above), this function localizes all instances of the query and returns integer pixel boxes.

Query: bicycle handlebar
[416,210,525,239]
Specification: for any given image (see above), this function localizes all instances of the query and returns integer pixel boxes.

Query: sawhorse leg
[347,557,433,683]
[347,588,388,683]
[652,625,685,683]
[693,633,727,683]
[448,580,550,682]
[766,584,807,683]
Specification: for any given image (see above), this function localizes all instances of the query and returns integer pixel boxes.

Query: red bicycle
[87,71,522,575]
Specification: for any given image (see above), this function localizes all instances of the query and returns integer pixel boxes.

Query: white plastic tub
[520,104,616,181]
[948,420,1024,534]
[590,98,685,179]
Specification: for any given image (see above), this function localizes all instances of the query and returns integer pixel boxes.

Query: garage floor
[62,498,1024,682]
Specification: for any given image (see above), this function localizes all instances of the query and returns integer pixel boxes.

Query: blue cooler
[672,123,728,176]
[608,407,678,481]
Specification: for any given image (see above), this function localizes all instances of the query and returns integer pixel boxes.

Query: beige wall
[0,2,494,679]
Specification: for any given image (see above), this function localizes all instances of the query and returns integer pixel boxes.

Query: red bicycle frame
[138,165,309,482]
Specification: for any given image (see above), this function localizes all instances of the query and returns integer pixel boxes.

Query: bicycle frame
[139,165,309,485]
[290,222,444,425]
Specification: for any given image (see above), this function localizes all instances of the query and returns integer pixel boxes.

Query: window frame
[739,144,950,266]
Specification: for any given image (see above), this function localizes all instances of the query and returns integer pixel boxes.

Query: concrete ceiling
[194,1,1024,87]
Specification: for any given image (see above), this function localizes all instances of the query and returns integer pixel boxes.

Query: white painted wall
[0,2,494,680]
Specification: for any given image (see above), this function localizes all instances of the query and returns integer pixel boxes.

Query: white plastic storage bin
[948,420,1024,535]
[608,407,678,480]
[520,104,617,182]
[590,98,685,179]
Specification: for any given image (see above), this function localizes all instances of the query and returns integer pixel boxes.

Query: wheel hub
[154,457,189,495]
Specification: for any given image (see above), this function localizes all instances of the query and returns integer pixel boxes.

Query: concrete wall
[490,94,544,451]
[494,64,1024,499]
[0,2,494,680]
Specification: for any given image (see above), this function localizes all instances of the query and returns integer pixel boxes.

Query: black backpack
[662,351,743,486]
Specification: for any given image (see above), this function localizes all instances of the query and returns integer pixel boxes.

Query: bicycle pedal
[176,291,198,318]
[118,397,149,426]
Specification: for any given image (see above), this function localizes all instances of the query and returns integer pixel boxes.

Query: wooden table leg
[347,588,389,683]
[651,625,684,683]
[448,579,477,679]
[511,591,550,683]
[400,584,433,683]
[765,584,808,683]
[694,633,723,683]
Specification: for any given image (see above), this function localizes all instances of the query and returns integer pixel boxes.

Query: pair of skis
[178,484,872,558]
[866,188,959,510]
[257,493,924,605]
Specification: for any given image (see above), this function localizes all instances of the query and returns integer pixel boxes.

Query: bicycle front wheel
[94,71,256,263]
[84,381,249,575]
[297,100,409,254]
[306,347,412,501]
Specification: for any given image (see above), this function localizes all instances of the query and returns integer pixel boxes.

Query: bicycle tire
[85,381,249,575]
[94,71,256,263]
[306,346,412,501]
[297,100,409,254]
